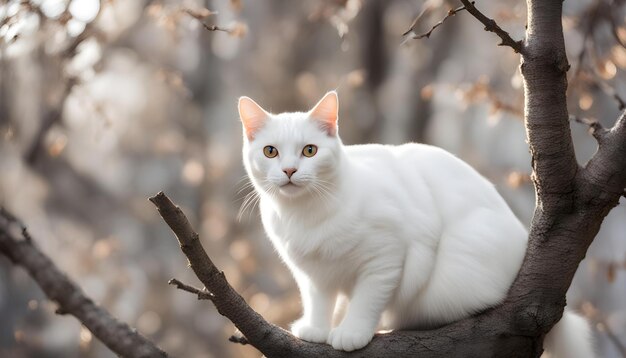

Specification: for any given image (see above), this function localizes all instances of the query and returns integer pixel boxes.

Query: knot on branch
[555,56,570,74]
[484,19,497,32]
[511,301,564,336]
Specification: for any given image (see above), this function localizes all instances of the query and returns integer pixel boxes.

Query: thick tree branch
[501,0,626,352]
[403,0,626,355]
[0,208,168,358]
[150,192,538,357]
[458,0,523,53]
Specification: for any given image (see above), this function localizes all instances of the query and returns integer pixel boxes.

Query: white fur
[240,93,593,355]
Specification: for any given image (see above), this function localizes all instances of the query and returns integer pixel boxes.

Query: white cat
[238,91,593,356]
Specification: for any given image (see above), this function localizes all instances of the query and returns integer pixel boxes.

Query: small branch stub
[168,278,214,300]
[229,334,249,345]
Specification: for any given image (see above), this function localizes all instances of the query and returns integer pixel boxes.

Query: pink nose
[283,168,297,179]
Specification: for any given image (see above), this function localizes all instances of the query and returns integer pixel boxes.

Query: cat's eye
[302,145,318,157]
[263,146,278,158]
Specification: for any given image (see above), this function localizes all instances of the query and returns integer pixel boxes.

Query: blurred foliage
[0,0,625,357]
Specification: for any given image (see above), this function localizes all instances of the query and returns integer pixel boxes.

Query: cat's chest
[263,208,361,262]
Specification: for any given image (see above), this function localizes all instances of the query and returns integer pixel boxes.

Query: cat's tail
[542,309,594,358]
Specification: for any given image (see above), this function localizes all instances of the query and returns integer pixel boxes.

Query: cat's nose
[283,168,297,179]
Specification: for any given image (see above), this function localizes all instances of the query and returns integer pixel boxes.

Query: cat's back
[343,142,440,170]
[344,142,514,216]
[344,142,469,178]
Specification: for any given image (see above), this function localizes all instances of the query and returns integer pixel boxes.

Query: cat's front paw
[291,319,329,344]
[327,325,373,352]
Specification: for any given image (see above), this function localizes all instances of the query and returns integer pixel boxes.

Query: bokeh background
[1,0,625,357]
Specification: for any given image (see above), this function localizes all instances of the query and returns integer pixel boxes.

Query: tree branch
[407,3,471,39]
[501,0,626,352]
[150,191,538,357]
[458,0,523,53]
[149,192,303,357]
[0,208,168,358]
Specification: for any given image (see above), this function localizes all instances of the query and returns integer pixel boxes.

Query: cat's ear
[239,96,269,140]
[309,91,338,136]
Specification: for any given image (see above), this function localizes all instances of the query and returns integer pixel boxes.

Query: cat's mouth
[278,181,304,196]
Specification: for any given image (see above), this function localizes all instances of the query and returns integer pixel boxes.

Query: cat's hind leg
[415,208,527,323]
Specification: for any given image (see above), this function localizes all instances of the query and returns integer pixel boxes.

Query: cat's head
[239,91,342,200]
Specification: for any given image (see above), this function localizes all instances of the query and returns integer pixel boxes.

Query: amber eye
[302,145,318,157]
[263,146,278,158]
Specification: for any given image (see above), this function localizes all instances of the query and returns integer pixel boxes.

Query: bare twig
[402,3,430,37]
[168,278,213,300]
[410,3,471,39]
[458,0,523,53]
[570,115,608,141]
[182,8,231,34]
[0,209,168,358]
[199,23,232,33]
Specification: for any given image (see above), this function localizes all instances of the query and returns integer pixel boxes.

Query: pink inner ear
[310,91,338,136]
[239,97,269,140]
